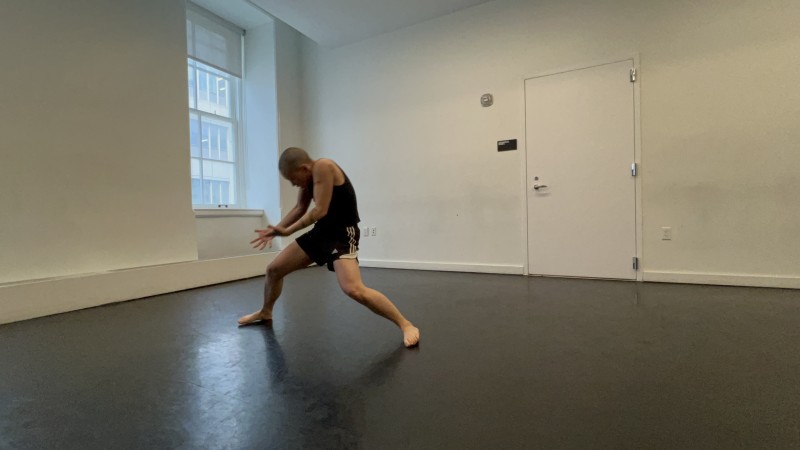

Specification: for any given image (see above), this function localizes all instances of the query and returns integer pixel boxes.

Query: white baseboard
[10,259,789,325]
[643,270,800,289]
[0,253,276,325]
[359,259,524,275]
[358,262,800,289]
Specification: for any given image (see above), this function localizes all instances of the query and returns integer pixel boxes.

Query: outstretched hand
[251,228,276,250]
[250,226,291,250]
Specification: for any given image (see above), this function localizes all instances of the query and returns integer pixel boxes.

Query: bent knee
[342,284,367,302]
[266,263,286,280]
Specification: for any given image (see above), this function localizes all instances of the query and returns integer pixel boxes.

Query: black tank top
[313,168,360,232]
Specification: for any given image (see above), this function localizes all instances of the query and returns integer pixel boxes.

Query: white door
[525,60,637,280]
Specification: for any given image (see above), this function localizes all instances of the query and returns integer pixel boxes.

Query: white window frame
[187,6,246,210]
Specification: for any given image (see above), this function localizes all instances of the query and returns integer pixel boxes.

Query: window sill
[194,209,264,218]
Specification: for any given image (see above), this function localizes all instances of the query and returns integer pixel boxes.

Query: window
[186,5,244,208]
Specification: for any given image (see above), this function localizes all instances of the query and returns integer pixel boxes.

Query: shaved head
[279,147,312,175]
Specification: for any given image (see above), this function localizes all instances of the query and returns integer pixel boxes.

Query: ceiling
[245,0,496,47]
[189,0,273,30]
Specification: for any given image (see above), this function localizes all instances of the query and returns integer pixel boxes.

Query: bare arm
[250,184,312,250]
[276,187,312,228]
[284,161,334,235]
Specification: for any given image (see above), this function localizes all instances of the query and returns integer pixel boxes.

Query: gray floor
[2,267,800,449]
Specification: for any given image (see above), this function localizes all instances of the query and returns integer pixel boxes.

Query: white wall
[243,19,281,223]
[0,0,282,323]
[0,253,276,325]
[299,0,800,285]
[273,19,309,245]
[0,0,198,284]
[195,211,268,259]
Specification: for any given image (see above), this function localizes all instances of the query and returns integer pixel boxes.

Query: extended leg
[333,258,420,347]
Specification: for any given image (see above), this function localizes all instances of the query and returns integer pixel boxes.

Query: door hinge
[633,257,639,271]
[630,68,637,82]
[631,162,638,177]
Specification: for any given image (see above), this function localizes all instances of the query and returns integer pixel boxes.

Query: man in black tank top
[240,147,420,348]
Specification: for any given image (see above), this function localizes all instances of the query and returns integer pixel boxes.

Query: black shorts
[296,225,360,272]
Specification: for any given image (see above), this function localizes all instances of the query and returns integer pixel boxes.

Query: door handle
[533,184,548,191]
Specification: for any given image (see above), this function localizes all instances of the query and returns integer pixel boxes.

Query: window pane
[202,160,236,205]
[203,180,212,204]
[221,181,229,204]
[208,180,216,204]
[191,178,202,204]
[202,160,234,182]
[219,126,228,161]
[218,77,228,109]
[209,75,218,98]
[190,158,200,178]
[201,120,209,158]
[210,124,220,160]
[214,180,224,204]
[194,61,233,118]
[200,117,234,162]
[188,64,196,109]
[189,114,200,157]
[199,72,208,101]
[187,52,241,207]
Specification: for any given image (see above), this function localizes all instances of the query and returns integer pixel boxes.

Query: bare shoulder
[314,158,345,183]
[314,158,338,174]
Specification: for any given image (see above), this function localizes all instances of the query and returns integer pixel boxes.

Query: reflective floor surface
[3,267,800,449]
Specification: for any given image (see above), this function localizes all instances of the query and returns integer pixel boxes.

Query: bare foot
[238,310,272,326]
[402,323,420,348]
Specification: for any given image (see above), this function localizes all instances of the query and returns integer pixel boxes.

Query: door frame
[519,55,643,281]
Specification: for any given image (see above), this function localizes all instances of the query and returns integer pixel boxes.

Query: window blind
[186,4,243,77]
